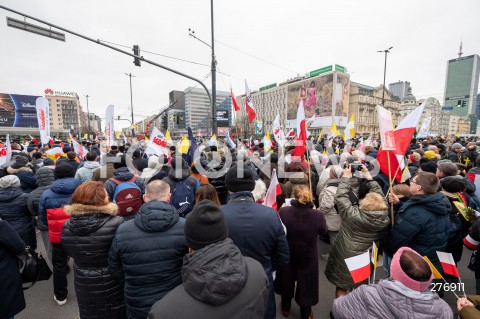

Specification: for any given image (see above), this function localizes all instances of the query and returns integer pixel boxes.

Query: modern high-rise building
[443,53,480,123]
[184,87,230,135]
[389,81,413,100]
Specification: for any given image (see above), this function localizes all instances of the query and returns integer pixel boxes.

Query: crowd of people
[0,134,480,319]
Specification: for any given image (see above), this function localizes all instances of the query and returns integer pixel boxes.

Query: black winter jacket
[148,239,269,319]
[62,203,126,319]
[27,167,55,228]
[6,166,37,193]
[109,200,188,319]
[385,192,450,272]
[0,220,26,319]
[0,187,36,250]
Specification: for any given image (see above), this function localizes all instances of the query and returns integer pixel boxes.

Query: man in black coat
[221,164,290,319]
[148,200,269,319]
[109,180,188,319]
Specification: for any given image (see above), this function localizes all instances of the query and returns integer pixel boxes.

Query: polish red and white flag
[436,251,460,278]
[245,80,256,123]
[263,169,282,211]
[293,100,307,158]
[345,251,371,284]
[230,85,240,112]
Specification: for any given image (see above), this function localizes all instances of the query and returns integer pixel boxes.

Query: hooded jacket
[108,200,188,319]
[38,177,82,243]
[141,156,169,184]
[74,161,101,184]
[27,167,55,229]
[332,279,453,319]
[0,187,36,250]
[147,239,269,319]
[104,167,146,200]
[6,166,37,193]
[385,192,450,272]
[61,202,126,319]
[324,178,390,290]
[318,178,342,231]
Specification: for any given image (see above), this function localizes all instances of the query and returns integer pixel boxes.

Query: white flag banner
[0,135,12,167]
[70,134,88,159]
[376,105,395,150]
[418,117,432,136]
[35,97,51,145]
[146,127,168,156]
[105,105,115,148]
[273,113,282,142]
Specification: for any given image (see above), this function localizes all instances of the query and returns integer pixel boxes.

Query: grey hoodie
[75,161,101,184]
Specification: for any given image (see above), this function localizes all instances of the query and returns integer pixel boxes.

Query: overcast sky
[1,0,479,130]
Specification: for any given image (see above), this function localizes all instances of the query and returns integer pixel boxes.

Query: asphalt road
[17,231,476,319]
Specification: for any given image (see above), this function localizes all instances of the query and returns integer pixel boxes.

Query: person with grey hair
[0,175,36,250]
[436,162,459,178]
[448,142,463,162]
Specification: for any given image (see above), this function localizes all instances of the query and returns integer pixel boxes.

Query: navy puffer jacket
[109,200,188,319]
[62,202,126,319]
[385,192,450,271]
[0,187,36,250]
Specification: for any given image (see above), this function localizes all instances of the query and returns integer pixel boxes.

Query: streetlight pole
[125,73,135,137]
[188,0,217,136]
[378,46,393,107]
[210,0,217,137]
[84,94,91,140]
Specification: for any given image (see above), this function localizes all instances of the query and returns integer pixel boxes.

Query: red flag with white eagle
[230,85,240,112]
[436,251,460,278]
[345,251,371,284]
[245,80,256,123]
[293,100,307,158]
[263,169,282,211]
[377,100,426,183]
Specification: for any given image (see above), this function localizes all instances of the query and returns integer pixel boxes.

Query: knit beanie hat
[441,176,466,193]
[54,163,75,179]
[184,200,228,250]
[0,175,21,188]
[390,247,433,292]
[224,164,255,192]
[424,151,436,160]
[43,158,55,166]
[451,143,463,150]
[11,156,29,169]
[420,161,437,174]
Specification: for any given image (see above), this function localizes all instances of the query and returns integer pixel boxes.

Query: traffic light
[462,100,467,108]
[133,45,141,67]
[457,100,462,108]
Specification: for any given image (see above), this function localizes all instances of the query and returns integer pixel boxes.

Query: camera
[350,161,363,173]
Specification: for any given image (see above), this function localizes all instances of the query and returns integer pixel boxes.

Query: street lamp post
[378,46,393,107]
[84,94,91,139]
[125,73,135,137]
[188,0,217,136]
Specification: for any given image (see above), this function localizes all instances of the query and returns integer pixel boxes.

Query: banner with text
[35,97,51,145]
[105,105,115,148]
[146,126,169,156]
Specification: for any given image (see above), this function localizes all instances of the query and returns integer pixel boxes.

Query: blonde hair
[293,184,313,205]
[359,192,388,211]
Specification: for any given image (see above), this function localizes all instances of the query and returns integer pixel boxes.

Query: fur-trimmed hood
[64,202,118,216]
[6,166,32,175]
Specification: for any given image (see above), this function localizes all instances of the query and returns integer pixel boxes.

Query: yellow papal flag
[179,136,190,154]
[330,121,341,137]
[422,256,443,279]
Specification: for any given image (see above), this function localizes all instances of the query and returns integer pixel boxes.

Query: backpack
[170,178,195,218]
[110,176,143,216]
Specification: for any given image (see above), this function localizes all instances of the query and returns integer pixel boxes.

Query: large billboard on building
[286,71,349,128]
[0,93,41,127]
